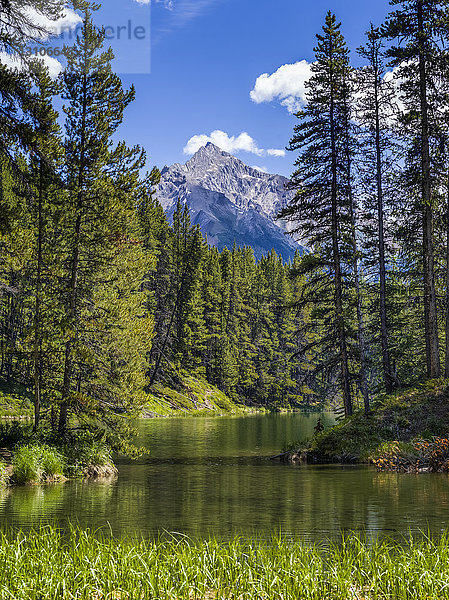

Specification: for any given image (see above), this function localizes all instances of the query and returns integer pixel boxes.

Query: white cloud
[23,7,82,39]
[250,60,313,114]
[151,0,218,40]
[251,58,409,125]
[0,51,63,78]
[0,5,80,79]
[267,148,286,157]
[251,165,269,173]
[183,130,285,158]
[147,0,173,7]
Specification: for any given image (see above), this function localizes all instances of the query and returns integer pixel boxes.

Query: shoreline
[278,380,449,472]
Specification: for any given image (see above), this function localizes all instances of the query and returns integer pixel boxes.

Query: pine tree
[357,25,402,392]
[0,0,64,173]
[281,12,355,416]
[29,64,64,429]
[58,0,152,437]
[382,0,449,378]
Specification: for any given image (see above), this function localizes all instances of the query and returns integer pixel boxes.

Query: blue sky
[57,0,393,177]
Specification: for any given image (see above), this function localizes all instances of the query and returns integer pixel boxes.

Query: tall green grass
[1,526,449,598]
[12,445,65,484]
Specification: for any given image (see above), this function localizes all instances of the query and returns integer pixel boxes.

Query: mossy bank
[143,374,250,418]
[0,375,248,422]
[287,379,449,466]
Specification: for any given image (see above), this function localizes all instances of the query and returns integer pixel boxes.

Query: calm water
[0,413,449,541]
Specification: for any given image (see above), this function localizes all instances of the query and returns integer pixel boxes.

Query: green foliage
[1,526,449,598]
[0,423,117,482]
[61,432,114,476]
[305,380,449,462]
[12,444,64,484]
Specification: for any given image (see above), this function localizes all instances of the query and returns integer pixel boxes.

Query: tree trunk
[418,1,440,378]
[33,159,44,430]
[329,41,353,417]
[343,75,370,414]
[59,210,82,433]
[373,57,396,392]
[350,217,370,414]
[445,172,449,377]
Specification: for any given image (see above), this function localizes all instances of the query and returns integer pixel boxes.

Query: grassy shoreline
[1,525,449,599]
[0,423,118,486]
[286,379,449,467]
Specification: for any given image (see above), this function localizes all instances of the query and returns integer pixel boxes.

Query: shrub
[12,446,42,484]
[371,440,418,471]
[12,445,65,484]
[38,446,65,479]
[373,437,449,472]
[81,441,112,467]
[0,422,33,447]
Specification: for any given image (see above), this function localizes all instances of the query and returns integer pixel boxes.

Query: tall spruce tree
[29,65,64,429]
[356,25,401,392]
[281,12,355,416]
[382,0,449,379]
[58,0,153,436]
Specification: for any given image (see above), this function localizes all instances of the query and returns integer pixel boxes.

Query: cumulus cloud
[267,148,286,157]
[24,6,82,39]
[0,5,81,79]
[183,130,285,157]
[250,60,313,114]
[252,59,408,120]
[0,51,63,78]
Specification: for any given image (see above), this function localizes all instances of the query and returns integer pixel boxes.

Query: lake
[0,413,448,541]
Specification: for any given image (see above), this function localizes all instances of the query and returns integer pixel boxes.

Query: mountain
[156,143,301,260]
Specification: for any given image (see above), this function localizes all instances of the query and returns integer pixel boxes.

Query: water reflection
[0,413,448,541]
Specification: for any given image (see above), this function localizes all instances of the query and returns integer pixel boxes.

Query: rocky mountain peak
[156,145,301,260]
[185,143,248,177]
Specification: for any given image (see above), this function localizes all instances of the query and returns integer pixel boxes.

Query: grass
[303,378,449,463]
[0,424,117,485]
[144,373,248,418]
[1,526,449,598]
[12,444,65,484]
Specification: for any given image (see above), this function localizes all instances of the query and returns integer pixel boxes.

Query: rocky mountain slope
[156,143,301,260]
